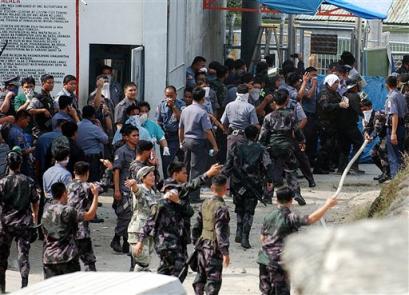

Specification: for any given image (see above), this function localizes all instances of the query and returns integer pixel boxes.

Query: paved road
[5,164,381,294]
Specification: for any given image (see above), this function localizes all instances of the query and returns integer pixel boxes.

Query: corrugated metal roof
[295,0,409,24]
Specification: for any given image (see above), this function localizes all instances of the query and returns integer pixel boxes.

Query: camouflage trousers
[193,245,223,295]
[371,138,390,176]
[259,263,290,295]
[157,248,188,282]
[76,238,96,271]
[0,227,31,280]
[271,150,301,198]
[130,237,154,268]
[112,194,132,237]
[43,258,81,279]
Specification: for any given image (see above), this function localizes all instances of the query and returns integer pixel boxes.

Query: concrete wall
[77,0,224,110]
[78,0,167,109]
[185,0,226,67]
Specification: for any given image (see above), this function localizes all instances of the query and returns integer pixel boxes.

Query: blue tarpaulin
[260,0,393,19]
[259,0,323,15]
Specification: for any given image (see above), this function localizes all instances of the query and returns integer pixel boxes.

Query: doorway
[89,44,144,101]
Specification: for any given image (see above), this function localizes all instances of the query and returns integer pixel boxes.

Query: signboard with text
[311,34,338,55]
[0,0,77,89]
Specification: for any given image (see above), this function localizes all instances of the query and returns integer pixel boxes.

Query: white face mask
[249,88,261,102]
[24,89,34,99]
[363,110,372,123]
[102,82,110,99]
[203,86,210,98]
[139,113,148,125]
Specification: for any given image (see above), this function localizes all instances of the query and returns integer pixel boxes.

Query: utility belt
[228,128,244,136]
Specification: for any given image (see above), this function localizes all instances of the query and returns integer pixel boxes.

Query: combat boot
[294,194,306,206]
[122,236,130,254]
[110,234,122,253]
[0,273,5,293]
[235,213,243,243]
[85,263,96,272]
[241,213,253,249]
[21,277,28,288]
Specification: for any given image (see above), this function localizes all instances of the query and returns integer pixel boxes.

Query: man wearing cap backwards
[132,162,222,281]
[314,74,349,174]
[125,166,158,272]
[0,76,20,117]
[337,78,365,174]
[0,149,39,292]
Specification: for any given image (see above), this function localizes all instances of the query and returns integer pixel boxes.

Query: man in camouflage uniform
[361,99,390,183]
[135,163,222,282]
[67,161,100,271]
[42,182,99,279]
[191,175,230,295]
[257,187,337,295]
[0,150,39,292]
[259,89,306,206]
[127,166,159,272]
[223,125,273,249]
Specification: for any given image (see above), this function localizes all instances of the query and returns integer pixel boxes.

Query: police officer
[191,175,230,295]
[0,76,19,117]
[0,149,39,292]
[114,82,138,129]
[179,87,218,202]
[111,124,139,253]
[42,182,99,279]
[77,106,109,182]
[398,73,409,151]
[156,85,185,177]
[67,161,99,271]
[384,76,408,177]
[223,125,272,249]
[315,74,349,174]
[27,74,56,139]
[259,89,306,206]
[221,84,259,153]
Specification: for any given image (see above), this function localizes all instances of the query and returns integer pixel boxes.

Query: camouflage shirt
[192,196,230,256]
[257,207,308,266]
[42,202,84,264]
[259,108,304,157]
[128,184,159,243]
[138,198,194,252]
[67,179,92,240]
[163,173,209,245]
[223,140,273,191]
[0,171,39,229]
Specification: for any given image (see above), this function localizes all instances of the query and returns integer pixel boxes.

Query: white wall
[77,0,224,111]
[77,0,167,110]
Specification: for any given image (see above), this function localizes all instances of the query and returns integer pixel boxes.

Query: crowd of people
[0,51,408,294]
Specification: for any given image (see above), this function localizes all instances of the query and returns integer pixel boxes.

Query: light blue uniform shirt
[76,119,108,155]
[221,98,259,130]
[43,163,72,200]
[179,102,212,139]
[52,111,75,130]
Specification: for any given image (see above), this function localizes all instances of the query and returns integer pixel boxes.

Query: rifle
[178,238,201,281]
[231,166,267,207]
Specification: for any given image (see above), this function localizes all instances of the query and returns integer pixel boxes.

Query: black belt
[228,128,244,135]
